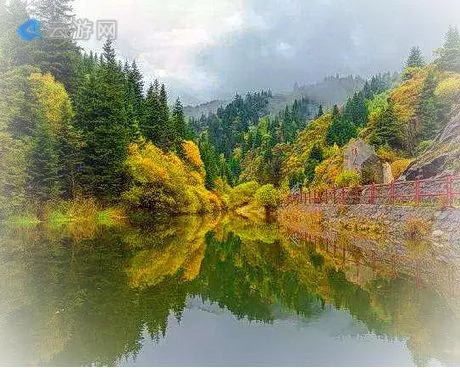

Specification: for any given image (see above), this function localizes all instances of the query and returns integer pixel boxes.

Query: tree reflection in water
[0,215,459,366]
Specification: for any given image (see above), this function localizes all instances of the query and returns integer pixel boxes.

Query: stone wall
[278,203,460,266]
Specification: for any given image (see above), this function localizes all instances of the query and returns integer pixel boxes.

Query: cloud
[73,0,460,104]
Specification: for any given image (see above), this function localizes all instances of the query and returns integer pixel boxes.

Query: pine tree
[326,105,357,147]
[406,46,425,68]
[418,69,439,141]
[27,118,61,203]
[158,83,173,150]
[304,144,323,184]
[369,103,404,149]
[123,61,141,141]
[342,92,368,127]
[142,83,163,145]
[30,0,74,29]
[56,124,82,199]
[74,39,130,199]
[172,98,187,150]
[198,132,220,189]
[436,26,460,72]
[27,0,80,94]
[316,105,324,118]
[130,60,144,120]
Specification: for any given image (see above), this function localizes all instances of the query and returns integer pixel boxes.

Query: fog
[74,0,460,104]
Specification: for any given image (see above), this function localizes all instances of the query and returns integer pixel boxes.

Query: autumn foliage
[122,141,223,214]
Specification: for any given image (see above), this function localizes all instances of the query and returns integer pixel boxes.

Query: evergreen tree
[198,132,220,189]
[406,46,425,68]
[129,60,144,120]
[369,103,404,149]
[27,0,81,94]
[418,69,439,141]
[172,98,187,150]
[158,83,173,150]
[326,105,357,147]
[436,26,460,72]
[27,118,61,203]
[56,124,81,199]
[303,144,323,184]
[74,39,130,199]
[142,83,162,144]
[30,0,74,28]
[316,105,324,118]
[342,91,368,127]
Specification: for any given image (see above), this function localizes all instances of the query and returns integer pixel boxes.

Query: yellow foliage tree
[123,141,223,215]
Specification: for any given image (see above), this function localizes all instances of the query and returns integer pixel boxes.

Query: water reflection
[0,215,459,366]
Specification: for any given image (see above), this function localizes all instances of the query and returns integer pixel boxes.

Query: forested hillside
[193,29,460,193]
[0,0,459,222]
[0,0,219,220]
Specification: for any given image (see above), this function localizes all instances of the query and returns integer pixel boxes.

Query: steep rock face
[402,107,460,180]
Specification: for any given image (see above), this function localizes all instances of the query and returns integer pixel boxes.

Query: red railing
[286,175,460,208]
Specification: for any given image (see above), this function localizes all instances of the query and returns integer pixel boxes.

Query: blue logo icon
[17,18,43,41]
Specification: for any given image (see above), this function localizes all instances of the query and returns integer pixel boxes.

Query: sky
[73,0,460,105]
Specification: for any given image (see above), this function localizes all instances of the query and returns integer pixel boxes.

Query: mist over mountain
[184,74,367,118]
[73,0,460,104]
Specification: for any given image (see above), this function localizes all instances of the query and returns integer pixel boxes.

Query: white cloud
[73,0,247,101]
[72,0,460,104]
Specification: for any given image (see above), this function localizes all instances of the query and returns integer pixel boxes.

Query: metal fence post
[447,175,453,207]
[390,181,395,205]
[370,183,376,205]
[415,179,421,206]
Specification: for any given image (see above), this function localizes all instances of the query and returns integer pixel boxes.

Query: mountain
[184,74,367,120]
[184,99,227,119]
[292,75,367,106]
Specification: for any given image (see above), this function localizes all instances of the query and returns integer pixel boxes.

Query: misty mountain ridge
[183,74,370,119]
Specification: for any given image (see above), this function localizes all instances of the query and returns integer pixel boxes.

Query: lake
[0,215,459,366]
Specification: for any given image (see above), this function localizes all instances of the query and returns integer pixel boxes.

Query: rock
[344,139,376,172]
[382,162,394,184]
[438,211,448,221]
[402,106,460,180]
[362,155,386,184]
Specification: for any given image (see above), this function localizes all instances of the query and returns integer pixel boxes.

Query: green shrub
[228,181,260,209]
[335,170,362,188]
[47,211,71,226]
[254,184,281,209]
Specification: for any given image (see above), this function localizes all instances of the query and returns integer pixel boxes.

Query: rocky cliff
[402,106,460,180]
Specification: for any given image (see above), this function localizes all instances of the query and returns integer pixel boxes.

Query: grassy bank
[4,197,126,227]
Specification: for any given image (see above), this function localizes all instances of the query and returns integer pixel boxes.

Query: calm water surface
[0,215,459,366]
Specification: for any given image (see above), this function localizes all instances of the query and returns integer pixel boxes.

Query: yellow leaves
[390,68,426,125]
[28,73,74,135]
[182,140,204,170]
[123,141,222,214]
[391,159,413,179]
[282,113,331,179]
[435,73,460,104]
[125,143,170,184]
[312,148,344,188]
